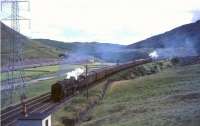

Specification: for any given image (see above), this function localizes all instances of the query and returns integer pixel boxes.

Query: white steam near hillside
[149,51,159,59]
[66,68,84,80]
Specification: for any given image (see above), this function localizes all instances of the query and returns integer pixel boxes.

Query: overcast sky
[1,0,200,45]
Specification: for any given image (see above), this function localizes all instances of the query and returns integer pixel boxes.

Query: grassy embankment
[80,64,200,126]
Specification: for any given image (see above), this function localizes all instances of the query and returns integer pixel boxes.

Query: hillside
[34,39,124,54]
[35,39,148,62]
[1,22,61,66]
[127,20,200,58]
[80,64,200,126]
[51,62,200,126]
[2,20,200,66]
[35,21,200,61]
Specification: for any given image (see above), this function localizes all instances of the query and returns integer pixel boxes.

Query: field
[51,63,200,126]
[1,62,112,81]
[0,64,81,81]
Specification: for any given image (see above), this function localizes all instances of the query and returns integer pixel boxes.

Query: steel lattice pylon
[1,0,30,108]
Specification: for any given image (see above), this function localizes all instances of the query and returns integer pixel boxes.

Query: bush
[171,57,180,65]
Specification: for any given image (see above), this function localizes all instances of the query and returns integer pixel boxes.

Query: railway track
[1,92,53,126]
[1,92,76,126]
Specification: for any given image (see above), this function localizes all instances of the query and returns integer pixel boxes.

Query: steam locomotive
[51,58,152,102]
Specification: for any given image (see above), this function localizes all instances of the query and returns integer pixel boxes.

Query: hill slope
[2,20,199,66]
[127,20,200,57]
[81,64,200,126]
[1,22,61,66]
[34,39,124,54]
[34,39,149,62]
[36,21,200,61]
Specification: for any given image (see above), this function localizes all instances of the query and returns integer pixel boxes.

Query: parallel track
[1,93,53,126]
[1,91,76,126]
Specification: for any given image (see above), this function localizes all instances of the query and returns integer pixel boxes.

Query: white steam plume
[66,68,84,80]
[149,51,159,59]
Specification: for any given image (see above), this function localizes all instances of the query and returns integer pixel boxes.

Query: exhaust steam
[149,51,159,59]
[66,68,84,80]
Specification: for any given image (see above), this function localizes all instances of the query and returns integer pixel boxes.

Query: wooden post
[21,94,28,117]
[117,60,119,65]
[85,65,88,99]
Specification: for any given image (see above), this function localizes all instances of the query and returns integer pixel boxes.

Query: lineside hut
[17,113,51,126]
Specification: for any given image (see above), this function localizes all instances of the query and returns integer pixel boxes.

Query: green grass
[25,77,63,97]
[1,29,61,65]
[52,80,108,126]
[0,64,82,81]
[80,64,200,126]
[51,61,170,125]
[51,61,169,126]
[1,77,64,109]
[1,65,59,81]
[26,65,59,72]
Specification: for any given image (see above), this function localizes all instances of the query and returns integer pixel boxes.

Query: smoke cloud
[61,43,128,63]
[149,51,159,59]
[63,53,95,64]
[66,68,84,80]
[150,39,198,59]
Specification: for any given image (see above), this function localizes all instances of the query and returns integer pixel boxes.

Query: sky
[1,0,200,45]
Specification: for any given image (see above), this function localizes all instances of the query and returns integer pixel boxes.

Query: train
[51,58,152,102]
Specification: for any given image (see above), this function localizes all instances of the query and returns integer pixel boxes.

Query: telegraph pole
[117,59,119,65]
[85,65,88,99]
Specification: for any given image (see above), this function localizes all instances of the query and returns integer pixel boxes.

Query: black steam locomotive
[51,58,152,102]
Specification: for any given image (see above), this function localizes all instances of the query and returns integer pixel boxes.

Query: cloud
[1,0,200,45]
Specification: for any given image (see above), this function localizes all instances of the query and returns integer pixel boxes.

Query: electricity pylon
[1,0,30,107]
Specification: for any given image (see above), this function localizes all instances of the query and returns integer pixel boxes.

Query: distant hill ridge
[33,39,124,54]
[36,20,200,61]
[1,22,61,66]
[127,20,200,55]
[1,20,200,66]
